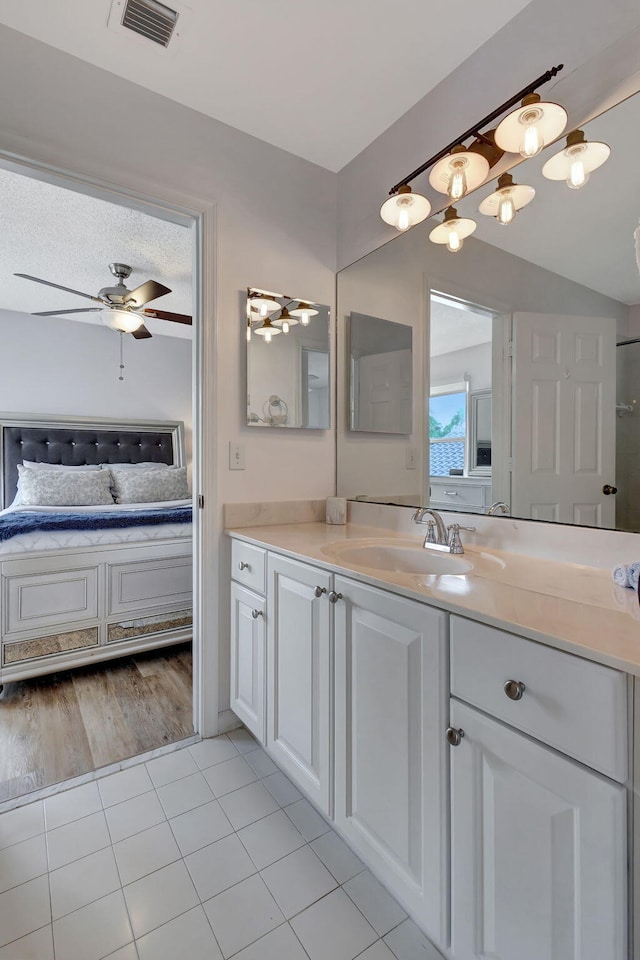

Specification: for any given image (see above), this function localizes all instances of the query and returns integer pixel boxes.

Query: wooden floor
[0,643,193,803]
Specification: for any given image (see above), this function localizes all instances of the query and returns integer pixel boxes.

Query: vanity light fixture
[253,316,281,343]
[479,172,535,225]
[272,306,297,334]
[429,206,477,253]
[541,129,611,189]
[289,301,319,326]
[248,291,281,316]
[380,64,563,232]
[494,92,568,159]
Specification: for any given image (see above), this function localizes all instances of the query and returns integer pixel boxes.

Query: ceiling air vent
[120,0,179,47]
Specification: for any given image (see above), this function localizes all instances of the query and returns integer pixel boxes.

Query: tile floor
[0,728,444,960]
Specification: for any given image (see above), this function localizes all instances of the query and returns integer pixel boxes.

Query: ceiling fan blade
[32,308,102,316]
[131,323,152,340]
[14,273,103,303]
[141,308,192,325]
[124,280,171,308]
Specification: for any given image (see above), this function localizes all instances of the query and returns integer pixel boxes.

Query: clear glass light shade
[429,213,476,253]
[479,181,535,222]
[101,308,143,333]
[429,151,489,199]
[249,293,281,315]
[541,138,610,188]
[495,98,568,158]
[380,188,431,231]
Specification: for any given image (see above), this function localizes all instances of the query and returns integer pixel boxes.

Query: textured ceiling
[0,167,192,338]
[0,0,531,172]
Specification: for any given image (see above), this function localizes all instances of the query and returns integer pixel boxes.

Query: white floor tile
[105,792,166,844]
[231,922,309,960]
[0,875,51,949]
[50,847,121,920]
[156,771,214,819]
[263,771,303,807]
[343,871,407,936]
[203,874,284,958]
[52,889,132,960]
[169,800,233,857]
[189,737,238,770]
[226,727,259,754]
[104,945,139,960]
[99,766,154,808]
[357,942,397,960]
[146,749,198,788]
[0,803,44,851]
[0,835,48,895]
[136,906,222,960]
[383,918,446,960]
[217,781,279,831]
[310,832,364,883]
[290,888,377,960]
[113,822,181,886]
[185,834,255,901]
[284,799,331,842]
[44,782,102,830]
[261,846,337,919]
[237,810,306,870]
[123,860,199,939]
[46,810,111,871]
[202,755,258,797]
[244,748,278,779]
[0,924,54,960]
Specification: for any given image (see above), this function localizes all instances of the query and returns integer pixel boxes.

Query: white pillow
[16,465,115,507]
[110,465,190,504]
[23,461,101,471]
[100,462,169,470]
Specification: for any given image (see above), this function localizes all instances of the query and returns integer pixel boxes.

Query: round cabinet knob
[446,727,464,747]
[238,561,251,571]
[504,679,526,701]
[602,484,618,496]
[251,609,263,619]
[314,586,327,598]
[328,591,343,604]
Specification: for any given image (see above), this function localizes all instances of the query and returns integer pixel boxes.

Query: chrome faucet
[487,501,510,516]
[412,507,475,554]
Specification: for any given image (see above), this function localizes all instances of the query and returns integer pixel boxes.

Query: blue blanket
[0,506,192,543]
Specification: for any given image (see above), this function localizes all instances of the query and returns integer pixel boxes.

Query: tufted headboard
[0,413,185,509]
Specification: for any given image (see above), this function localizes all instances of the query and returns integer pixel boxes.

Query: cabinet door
[230,582,266,744]
[267,555,332,815]
[334,576,449,948]
[450,700,627,960]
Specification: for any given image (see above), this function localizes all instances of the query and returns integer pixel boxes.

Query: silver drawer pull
[238,561,251,571]
[446,727,464,746]
[504,679,526,701]
[328,591,343,604]
[443,490,459,496]
[314,586,327,598]
[251,609,263,619]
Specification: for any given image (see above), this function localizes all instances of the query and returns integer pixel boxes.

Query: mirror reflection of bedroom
[0,166,195,803]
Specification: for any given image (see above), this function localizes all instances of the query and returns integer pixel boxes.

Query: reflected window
[429,386,467,476]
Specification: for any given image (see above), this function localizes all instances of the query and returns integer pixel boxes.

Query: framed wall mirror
[336,90,640,531]
[246,288,330,429]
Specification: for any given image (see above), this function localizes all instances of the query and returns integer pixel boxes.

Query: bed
[0,413,193,690]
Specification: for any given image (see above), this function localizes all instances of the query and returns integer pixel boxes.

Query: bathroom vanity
[228,518,634,960]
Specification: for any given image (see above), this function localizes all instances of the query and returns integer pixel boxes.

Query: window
[429,381,468,477]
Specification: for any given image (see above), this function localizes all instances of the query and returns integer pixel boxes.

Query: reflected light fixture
[273,306,298,334]
[289,301,319,326]
[380,184,431,232]
[495,92,568,158]
[101,308,143,333]
[249,291,281,316]
[429,146,490,202]
[254,316,281,343]
[479,173,535,225]
[429,206,477,253]
[541,129,611,189]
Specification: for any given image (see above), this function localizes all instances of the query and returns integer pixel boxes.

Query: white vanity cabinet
[266,553,333,816]
[333,576,449,947]
[229,540,267,743]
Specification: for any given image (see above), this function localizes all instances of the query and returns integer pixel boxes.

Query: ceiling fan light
[541,129,611,188]
[478,173,535,223]
[429,146,490,200]
[101,308,143,333]
[429,206,477,252]
[495,93,568,158]
[380,185,431,231]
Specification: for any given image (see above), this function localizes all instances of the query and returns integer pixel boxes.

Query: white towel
[611,562,640,589]
[612,564,630,587]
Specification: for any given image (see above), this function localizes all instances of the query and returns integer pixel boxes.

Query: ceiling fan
[14,262,192,339]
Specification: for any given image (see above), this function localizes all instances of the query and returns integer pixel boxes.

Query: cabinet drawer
[429,481,484,507]
[4,566,99,635]
[450,615,628,783]
[231,540,266,594]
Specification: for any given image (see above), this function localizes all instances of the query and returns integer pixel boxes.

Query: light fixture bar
[388,64,564,197]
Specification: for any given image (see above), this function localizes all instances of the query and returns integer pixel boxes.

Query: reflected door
[512,313,616,526]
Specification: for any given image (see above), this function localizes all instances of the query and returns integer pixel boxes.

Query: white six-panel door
[334,576,449,949]
[267,554,333,815]
[450,700,627,960]
[512,312,616,526]
[230,582,266,743]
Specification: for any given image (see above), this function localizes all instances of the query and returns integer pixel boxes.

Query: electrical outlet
[405,446,417,470]
[229,442,245,470]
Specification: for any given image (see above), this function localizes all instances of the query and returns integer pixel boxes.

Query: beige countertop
[227,521,640,676]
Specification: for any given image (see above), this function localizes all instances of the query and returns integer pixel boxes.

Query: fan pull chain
[119,331,125,381]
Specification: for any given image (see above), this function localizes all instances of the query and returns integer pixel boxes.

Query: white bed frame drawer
[450,615,628,783]
[108,556,192,615]
[231,540,266,594]
[5,567,99,634]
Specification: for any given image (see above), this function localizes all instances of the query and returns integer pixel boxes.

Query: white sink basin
[322,540,473,576]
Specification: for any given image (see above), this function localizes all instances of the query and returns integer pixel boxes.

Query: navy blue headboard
[1,415,184,508]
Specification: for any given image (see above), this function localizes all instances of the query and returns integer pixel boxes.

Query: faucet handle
[424,518,437,544]
[447,523,476,555]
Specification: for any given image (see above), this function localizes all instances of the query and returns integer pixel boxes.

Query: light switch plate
[229,442,245,470]
[406,446,417,470]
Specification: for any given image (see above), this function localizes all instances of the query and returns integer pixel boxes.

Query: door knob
[446,727,464,746]
[602,484,618,495]
[504,679,526,700]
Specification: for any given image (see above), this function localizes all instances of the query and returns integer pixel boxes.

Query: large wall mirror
[337,91,640,531]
